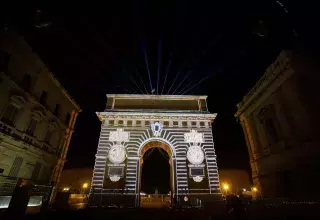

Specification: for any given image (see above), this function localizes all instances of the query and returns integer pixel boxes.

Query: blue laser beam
[136,69,148,94]
[167,71,180,95]
[161,55,172,95]
[131,77,145,94]
[171,70,192,95]
[142,42,153,92]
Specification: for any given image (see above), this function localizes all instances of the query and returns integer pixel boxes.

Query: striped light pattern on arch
[90,119,221,197]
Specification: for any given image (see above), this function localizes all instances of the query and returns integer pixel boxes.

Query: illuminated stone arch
[138,137,176,157]
[89,94,222,208]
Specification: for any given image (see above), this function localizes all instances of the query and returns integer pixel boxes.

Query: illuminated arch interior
[139,141,174,198]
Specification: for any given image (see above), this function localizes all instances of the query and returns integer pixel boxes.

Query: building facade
[235,50,320,199]
[89,94,221,207]
[0,29,80,202]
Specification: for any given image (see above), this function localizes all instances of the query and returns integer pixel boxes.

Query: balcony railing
[0,120,59,158]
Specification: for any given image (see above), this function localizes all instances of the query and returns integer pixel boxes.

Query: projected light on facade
[89,94,222,207]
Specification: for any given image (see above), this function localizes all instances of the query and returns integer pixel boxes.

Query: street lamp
[82,183,89,194]
[223,183,229,195]
[63,187,70,192]
[82,183,88,189]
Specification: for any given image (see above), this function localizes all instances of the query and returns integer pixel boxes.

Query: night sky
[2,1,318,188]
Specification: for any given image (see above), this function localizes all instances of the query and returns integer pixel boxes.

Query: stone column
[50,109,80,204]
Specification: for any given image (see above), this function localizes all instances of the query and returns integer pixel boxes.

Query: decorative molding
[10,95,26,108]
[184,130,204,144]
[187,145,205,165]
[108,144,126,164]
[110,175,120,182]
[236,50,292,117]
[97,112,217,122]
[151,122,163,137]
[109,128,130,143]
[31,110,45,121]
[193,176,203,182]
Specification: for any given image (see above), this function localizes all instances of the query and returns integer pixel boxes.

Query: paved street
[140,196,171,208]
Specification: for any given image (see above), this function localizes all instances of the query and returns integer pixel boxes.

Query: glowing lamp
[82,183,89,189]
[252,187,257,192]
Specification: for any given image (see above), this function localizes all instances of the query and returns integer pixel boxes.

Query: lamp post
[223,184,229,196]
[252,187,258,200]
[82,183,88,194]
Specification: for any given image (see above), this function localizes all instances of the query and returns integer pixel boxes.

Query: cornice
[235,50,293,118]
[96,111,217,122]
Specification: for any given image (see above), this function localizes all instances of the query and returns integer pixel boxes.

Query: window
[39,91,48,105]
[264,118,280,144]
[45,130,53,143]
[27,118,37,136]
[200,122,205,127]
[136,121,141,125]
[0,50,10,74]
[0,168,4,174]
[65,112,71,125]
[258,105,281,146]
[127,120,132,126]
[145,121,150,126]
[191,121,197,126]
[8,156,23,177]
[2,103,19,126]
[53,104,60,118]
[173,121,178,126]
[118,120,123,126]
[21,74,31,91]
[164,121,169,126]
[182,121,188,127]
[31,162,42,181]
[109,120,114,126]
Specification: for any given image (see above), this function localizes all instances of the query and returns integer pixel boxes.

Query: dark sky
[2,1,317,176]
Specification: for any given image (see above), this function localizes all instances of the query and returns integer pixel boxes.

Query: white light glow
[108,144,126,164]
[109,128,130,142]
[187,145,205,165]
[193,176,203,182]
[110,175,120,182]
[184,130,204,143]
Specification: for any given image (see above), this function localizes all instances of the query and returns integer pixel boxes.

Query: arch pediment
[10,95,26,108]
[138,138,176,158]
[31,109,45,121]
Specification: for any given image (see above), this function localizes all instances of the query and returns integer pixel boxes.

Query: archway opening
[139,140,174,208]
[141,148,170,194]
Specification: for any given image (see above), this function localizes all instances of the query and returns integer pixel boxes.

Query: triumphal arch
[89,94,221,207]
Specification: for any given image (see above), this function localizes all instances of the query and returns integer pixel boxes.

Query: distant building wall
[59,168,93,192]
[219,169,251,194]
[0,28,80,200]
[235,50,320,199]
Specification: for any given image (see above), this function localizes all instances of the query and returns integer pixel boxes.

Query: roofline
[48,72,81,111]
[106,94,208,100]
[96,111,217,122]
[235,50,291,117]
